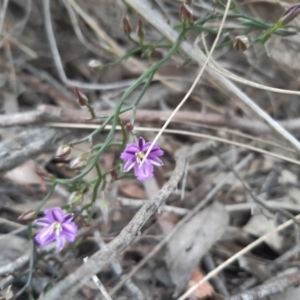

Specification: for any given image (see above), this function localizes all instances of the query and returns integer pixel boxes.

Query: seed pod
[36,170,56,182]
[121,16,132,36]
[179,4,194,26]
[233,35,250,52]
[70,157,88,169]
[110,168,118,180]
[100,197,109,224]
[88,59,103,69]
[125,122,134,132]
[278,4,300,26]
[18,210,37,222]
[185,0,194,6]
[56,145,72,159]
[137,18,145,43]
[75,87,89,107]
[69,191,84,206]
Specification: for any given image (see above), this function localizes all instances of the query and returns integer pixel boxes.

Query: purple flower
[34,207,77,251]
[120,137,164,181]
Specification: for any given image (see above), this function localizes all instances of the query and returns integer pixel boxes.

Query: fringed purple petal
[63,213,74,223]
[62,223,77,242]
[148,148,164,158]
[124,159,136,172]
[142,143,164,157]
[52,207,65,222]
[56,230,66,250]
[134,161,154,181]
[62,222,77,235]
[44,207,64,222]
[147,157,163,166]
[35,217,52,227]
[43,210,55,223]
[35,225,54,247]
[120,151,135,161]
[138,137,145,150]
[37,232,56,246]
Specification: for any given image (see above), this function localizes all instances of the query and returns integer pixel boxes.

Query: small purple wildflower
[120,137,164,181]
[34,207,77,251]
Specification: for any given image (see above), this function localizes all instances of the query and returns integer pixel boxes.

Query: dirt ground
[1,0,300,299]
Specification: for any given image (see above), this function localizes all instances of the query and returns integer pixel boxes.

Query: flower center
[52,221,62,232]
[136,151,145,164]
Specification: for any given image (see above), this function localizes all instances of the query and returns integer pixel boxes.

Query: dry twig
[228,272,300,300]
[4,105,300,137]
[0,127,75,172]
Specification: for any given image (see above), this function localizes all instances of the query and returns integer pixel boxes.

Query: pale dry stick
[228,271,300,300]
[0,0,9,36]
[140,0,232,165]
[109,154,254,296]
[62,0,104,56]
[46,122,300,166]
[196,34,300,96]
[4,40,18,93]
[180,121,294,152]
[125,0,300,153]
[0,252,30,276]
[237,0,290,8]
[181,160,189,201]
[83,257,113,300]
[178,213,300,300]
[93,231,145,300]
[43,0,136,90]
[118,198,300,215]
[0,225,26,242]
[2,31,38,58]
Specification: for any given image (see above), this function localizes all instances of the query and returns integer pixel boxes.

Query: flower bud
[137,18,145,43]
[278,4,300,26]
[233,35,249,52]
[110,168,118,180]
[179,4,194,26]
[18,210,37,223]
[70,157,88,169]
[185,0,194,6]
[74,87,88,107]
[121,16,132,36]
[100,197,109,224]
[36,170,56,182]
[68,191,84,206]
[56,145,72,159]
[125,122,134,132]
[88,59,103,69]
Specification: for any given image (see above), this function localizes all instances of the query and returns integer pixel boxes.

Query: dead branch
[40,146,186,300]
[228,272,300,300]
[0,252,30,277]
[0,127,75,172]
[3,104,300,135]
